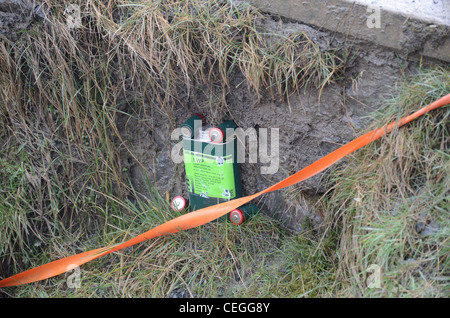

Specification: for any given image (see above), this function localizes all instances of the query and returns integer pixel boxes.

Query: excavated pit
[1,0,447,233]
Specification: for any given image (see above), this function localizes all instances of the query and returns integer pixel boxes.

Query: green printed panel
[184,150,236,199]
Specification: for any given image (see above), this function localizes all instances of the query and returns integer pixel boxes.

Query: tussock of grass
[91,0,346,106]
[0,180,293,298]
[324,66,450,297]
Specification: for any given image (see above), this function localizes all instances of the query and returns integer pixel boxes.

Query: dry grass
[0,0,346,297]
[323,66,450,297]
[1,0,447,298]
[90,0,346,106]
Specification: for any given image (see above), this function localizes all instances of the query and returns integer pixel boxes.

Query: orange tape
[1,94,449,288]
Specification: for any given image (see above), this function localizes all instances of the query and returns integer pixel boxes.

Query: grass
[0,0,448,298]
[90,0,347,106]
[0,0,344,297]
[0,176,337,298]
[323,66,450,297]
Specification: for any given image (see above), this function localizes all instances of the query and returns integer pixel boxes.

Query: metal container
[175,114,258,224]
[181,115,242,211]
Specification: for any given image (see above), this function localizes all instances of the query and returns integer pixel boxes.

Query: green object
[181,116,242,211]
[180,115,258,224]
[183,149,237,199]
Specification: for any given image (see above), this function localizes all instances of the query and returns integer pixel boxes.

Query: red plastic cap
[230,209,245,225]
[209,127,224,144]
[171,196,187,211]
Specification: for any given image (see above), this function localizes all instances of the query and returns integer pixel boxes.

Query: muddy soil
[0,0,45,42]
[116,14,425,232]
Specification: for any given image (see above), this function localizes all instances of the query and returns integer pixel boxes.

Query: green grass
[324,66,450,297]
[0,156,36,267]
[0,0,448,298]
[0,0,346,293]
[0,176,336,298]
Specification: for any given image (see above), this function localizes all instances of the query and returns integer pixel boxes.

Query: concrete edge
[249,0,450,63]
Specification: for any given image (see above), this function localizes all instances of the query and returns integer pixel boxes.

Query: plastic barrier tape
[1,94,449,288]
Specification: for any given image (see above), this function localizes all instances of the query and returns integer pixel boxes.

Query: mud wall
[119,15,436,232]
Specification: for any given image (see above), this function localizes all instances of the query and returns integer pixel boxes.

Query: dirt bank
[0,0,444,233]
[115,14,433,232]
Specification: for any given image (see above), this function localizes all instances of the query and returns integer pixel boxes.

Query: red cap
[209,127,224,144]
[171,196,187,211]
[230,209,245,225]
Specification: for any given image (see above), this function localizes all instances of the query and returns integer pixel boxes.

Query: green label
[184,150,236,199]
